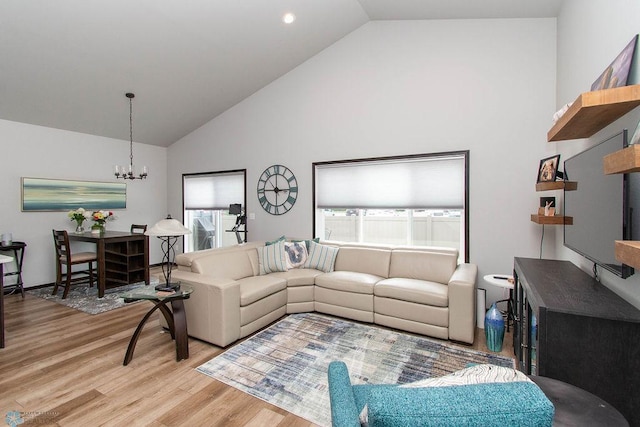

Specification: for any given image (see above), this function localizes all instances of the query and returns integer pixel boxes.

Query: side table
[530,375,628,426]
[0,254,14,348]
[120,284,193,366]
[0,241,26,298]
[483,274,515,331]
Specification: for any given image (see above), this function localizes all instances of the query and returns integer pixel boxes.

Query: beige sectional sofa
[172,240,477,348]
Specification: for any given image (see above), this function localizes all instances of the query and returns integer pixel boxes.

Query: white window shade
[316,155,465,209]
[184,172,244,210]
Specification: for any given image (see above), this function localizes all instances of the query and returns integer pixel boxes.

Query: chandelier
[114,93,148,180]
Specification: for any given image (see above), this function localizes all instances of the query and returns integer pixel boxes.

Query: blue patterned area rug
[197,312,515,427]
[28,280,157,315]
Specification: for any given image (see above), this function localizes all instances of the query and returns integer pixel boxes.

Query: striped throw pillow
[257,240,288,275]
[304,241,339,273]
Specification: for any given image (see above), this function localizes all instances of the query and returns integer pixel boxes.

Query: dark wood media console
[513,258,640,426]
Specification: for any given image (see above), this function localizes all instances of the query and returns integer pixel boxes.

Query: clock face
[257,164,298,215]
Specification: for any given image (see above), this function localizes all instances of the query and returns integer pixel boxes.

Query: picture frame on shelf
[540,197,556,217]
[537,155,561,183]
[591,34,638,91]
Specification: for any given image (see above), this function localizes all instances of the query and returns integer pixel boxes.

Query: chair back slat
[52,230,72,263]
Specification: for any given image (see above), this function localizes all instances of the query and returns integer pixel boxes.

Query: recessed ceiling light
[283,13,296,24]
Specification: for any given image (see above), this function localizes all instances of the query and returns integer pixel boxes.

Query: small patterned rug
[28,280,157,315]
[197,312,515,427]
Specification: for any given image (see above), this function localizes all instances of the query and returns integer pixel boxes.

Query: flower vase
[75,221,85,234]
[91,224,104,234]
[484,302,505,352]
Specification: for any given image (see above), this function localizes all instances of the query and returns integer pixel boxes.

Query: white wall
[0,119,168,288]
[555,0,640,308]
[168,18,558,305]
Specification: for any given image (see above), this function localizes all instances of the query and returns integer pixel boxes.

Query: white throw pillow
[399,364,532,388]
[303,241,339,273]
[284,241,308,269]
[257,240,289,274]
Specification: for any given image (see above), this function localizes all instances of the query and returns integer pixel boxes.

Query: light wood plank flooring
[0,288,514,426]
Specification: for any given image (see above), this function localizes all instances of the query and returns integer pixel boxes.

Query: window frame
[312,151,469,262]
[182,169,247,251]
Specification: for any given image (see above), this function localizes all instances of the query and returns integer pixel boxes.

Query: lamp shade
[145,218,191,237]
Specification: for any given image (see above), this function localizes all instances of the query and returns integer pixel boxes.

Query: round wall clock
[257,164,298,215]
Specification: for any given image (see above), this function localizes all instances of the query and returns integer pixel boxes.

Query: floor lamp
[145,216,191,291]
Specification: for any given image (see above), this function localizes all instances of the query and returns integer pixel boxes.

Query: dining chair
[130,224,147,234]
[52,230,97,299]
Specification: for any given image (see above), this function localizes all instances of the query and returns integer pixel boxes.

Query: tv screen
[564,129,636,278]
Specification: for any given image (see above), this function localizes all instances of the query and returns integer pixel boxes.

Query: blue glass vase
[485,302,505,352]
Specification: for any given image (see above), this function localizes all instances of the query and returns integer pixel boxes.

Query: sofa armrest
[366,382,554,427]
[171,270,241,347]
[328,361,361,427]
[447,263,477,344]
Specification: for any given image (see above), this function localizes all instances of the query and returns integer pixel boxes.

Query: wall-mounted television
[564,129,637,279]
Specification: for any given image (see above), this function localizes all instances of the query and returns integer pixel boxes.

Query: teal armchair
[327,361,554,427]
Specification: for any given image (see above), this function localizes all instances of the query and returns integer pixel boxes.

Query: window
[183,170,246,252]
[313,152,468,262]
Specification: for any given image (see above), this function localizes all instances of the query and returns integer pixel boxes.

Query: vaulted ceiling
[0,0,563,147]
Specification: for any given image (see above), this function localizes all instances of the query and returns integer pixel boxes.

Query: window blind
[184,171,244,210]
[315,155,465,209]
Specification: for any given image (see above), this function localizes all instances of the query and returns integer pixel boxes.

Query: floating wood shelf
[615,241,640,269]
[603,144,640,174]
[548,85,640,142]
[530,214,573,225]
[535,181,578,191]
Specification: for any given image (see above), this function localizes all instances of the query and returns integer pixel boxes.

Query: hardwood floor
[0,287,515,426]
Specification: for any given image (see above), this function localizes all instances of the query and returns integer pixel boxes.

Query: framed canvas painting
[591,35,638,91]
[21,178,126,211]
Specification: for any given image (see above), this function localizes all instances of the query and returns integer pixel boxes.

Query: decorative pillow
[284,241,308,269]
[399,364,531,388]
[265,235,286,246]
[304,241,339,273]
[292,237,320,251]
[257,240,288,275]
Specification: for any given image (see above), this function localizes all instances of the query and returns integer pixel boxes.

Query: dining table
[68,230,149,298]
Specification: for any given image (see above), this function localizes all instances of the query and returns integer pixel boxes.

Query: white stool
[483,274,514,331]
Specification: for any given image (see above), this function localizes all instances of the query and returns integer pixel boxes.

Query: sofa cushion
[304,241,339,272]
[334,247,390,278]
[389,249,457,285]
[257,240,288,274]
[190,250,255,280]
[238,275,287,306]
[270,268,323,286]
[316,271,381,294]
[375,278,448,307]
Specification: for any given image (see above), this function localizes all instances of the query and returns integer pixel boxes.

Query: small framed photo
[630,119,640,146]
[540,197,556,216]
[537,154,560,183]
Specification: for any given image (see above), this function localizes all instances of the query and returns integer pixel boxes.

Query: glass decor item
[484,302,505,352]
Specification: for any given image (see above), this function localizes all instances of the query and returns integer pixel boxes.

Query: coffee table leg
[123,300,166,366]
[171,299,189,361]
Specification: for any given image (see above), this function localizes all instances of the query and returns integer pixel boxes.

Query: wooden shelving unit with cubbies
[548,85,640,142]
